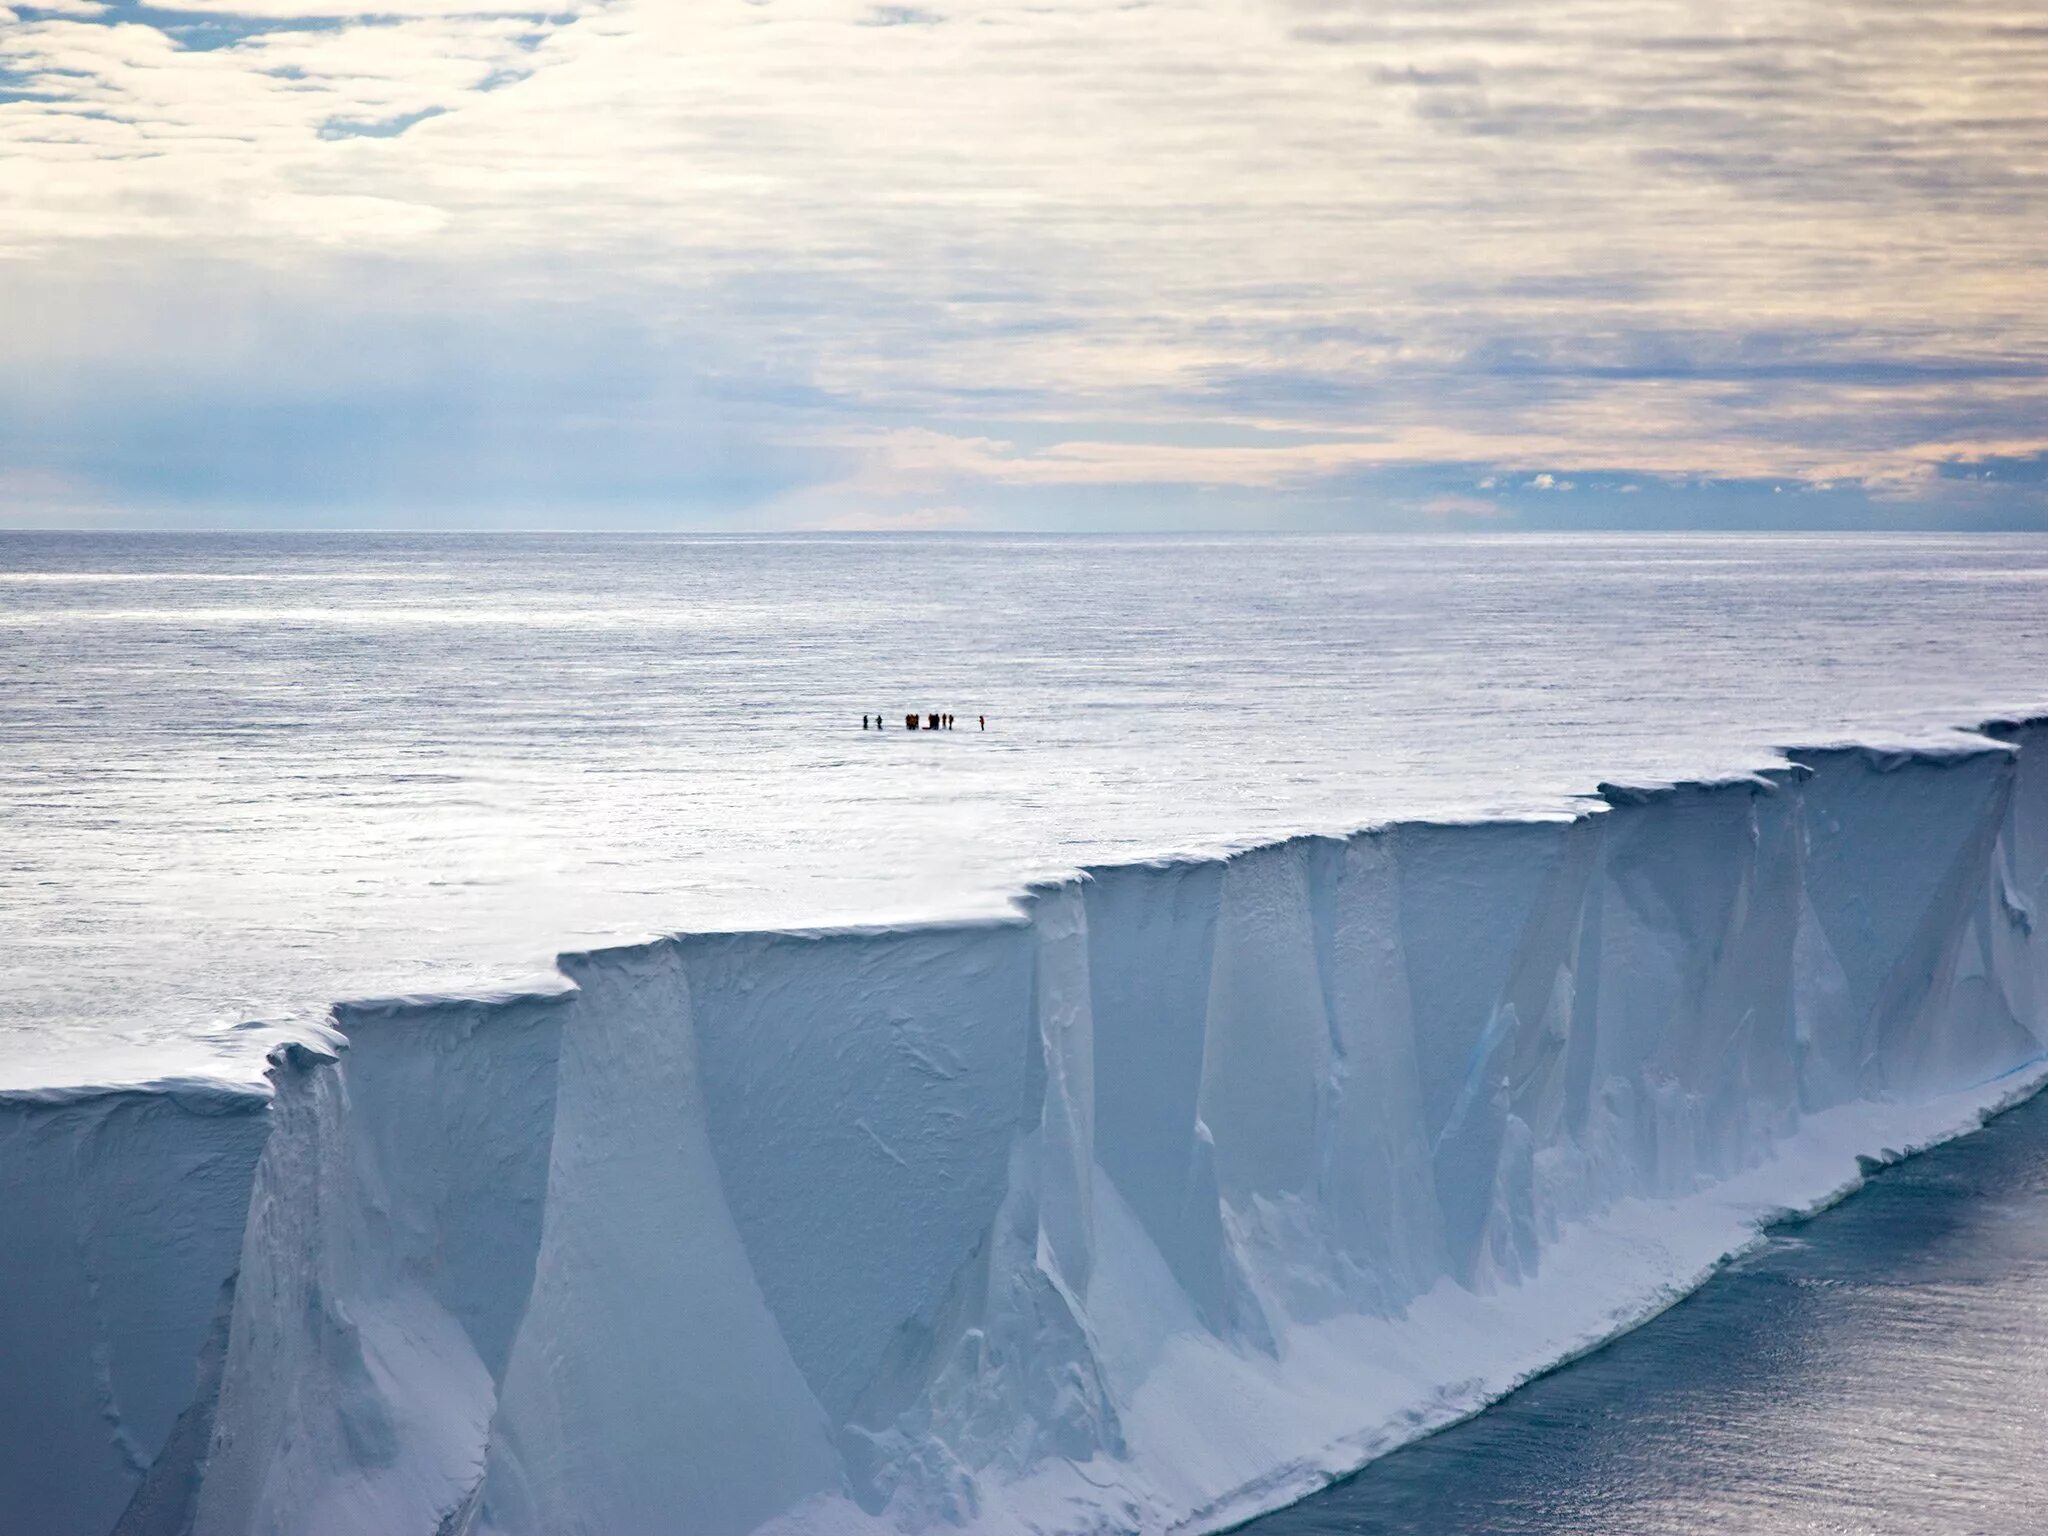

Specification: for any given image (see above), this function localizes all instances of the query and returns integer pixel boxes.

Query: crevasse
[5,721,2047,1536]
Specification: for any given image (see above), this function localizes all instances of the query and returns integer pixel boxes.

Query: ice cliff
[6,720,2048,1536]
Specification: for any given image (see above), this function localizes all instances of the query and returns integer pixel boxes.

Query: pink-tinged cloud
[1,0,2043,525]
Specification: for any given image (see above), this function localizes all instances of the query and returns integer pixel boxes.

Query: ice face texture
[5,723,2048,1536]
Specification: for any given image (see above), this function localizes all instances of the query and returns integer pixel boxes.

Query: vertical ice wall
[11,722,2048,1536]
[0,1086,267,1536]
[184,992,566,1536]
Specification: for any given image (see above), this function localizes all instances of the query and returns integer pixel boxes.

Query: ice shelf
[5,718,2047,1536]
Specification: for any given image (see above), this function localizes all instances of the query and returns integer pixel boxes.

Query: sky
[2,0,2045,530]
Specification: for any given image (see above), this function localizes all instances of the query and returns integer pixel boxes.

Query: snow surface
[6,531,2048,1091]
[5,718,2047,1536]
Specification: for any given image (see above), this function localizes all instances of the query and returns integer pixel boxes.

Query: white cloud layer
[1,0,2044,524]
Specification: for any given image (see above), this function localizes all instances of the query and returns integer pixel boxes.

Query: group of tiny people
[862,712,985,731]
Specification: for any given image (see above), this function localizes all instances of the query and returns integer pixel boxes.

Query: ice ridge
[3,721,2047,1536]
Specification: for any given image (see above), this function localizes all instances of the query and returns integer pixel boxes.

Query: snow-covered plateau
[7,717,2047,1536]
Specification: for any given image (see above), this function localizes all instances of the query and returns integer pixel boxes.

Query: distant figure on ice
[861,714,870,730]
[927,712,939,730]
[978,715,985,731]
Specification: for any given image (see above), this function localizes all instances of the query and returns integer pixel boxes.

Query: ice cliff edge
[6,720,2048,1536]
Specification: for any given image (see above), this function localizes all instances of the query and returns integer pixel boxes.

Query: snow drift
[7,720,2048,1536]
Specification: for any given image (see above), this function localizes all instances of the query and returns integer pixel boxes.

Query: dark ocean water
[1244,1087,2048,1536]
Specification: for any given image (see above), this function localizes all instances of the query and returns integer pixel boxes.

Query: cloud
[0,466,106,522]
[0,0,2044,526]
[1417,493,1512,521]
[856,6,944,26]
[318,105,447,140]
[795,503,980,531]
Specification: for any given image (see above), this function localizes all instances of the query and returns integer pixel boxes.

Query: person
[978,715,985,731]
[862,714,869,730]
